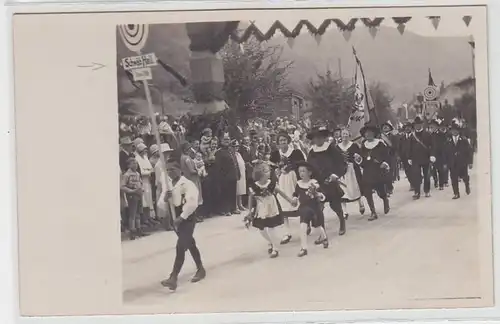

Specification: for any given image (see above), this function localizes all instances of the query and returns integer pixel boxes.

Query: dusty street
[122,170,487,313]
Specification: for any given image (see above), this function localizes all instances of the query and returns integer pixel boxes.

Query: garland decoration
[428,16,441,30]
[332,18,358,41]
[392,17,412,35]
[361,18,384,38]
[230,19,333,43]
[463,15,472,27]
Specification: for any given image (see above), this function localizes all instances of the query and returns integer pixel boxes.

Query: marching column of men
[393,117,473,200]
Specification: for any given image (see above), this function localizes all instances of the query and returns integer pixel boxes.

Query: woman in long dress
[135,143,155,227]
[232,139,247,211]
[336,128,365,219]
[270,131,305,244]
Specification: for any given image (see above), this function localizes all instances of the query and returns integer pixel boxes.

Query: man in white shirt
[160,161,206,291]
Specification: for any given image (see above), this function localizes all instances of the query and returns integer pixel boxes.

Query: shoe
[413,193,420,200]
[129,231,137,240]
[232,210,241,215]
[344,213,349,220]
[191,267,206,283]
[425,192,431,198]
[465,184,471,195]
[161,275,178,291]
[280,235,292,245]
[267,245,273,254]
[383,198,390,214]
[314,237,323,245]
[322,239,329,249]
[298,249,308,257]
[368,213,378,221]
[339,226,346,236]
[452,194,460,200]
[359,205,366,215]
[439,186,444,190]
[269,250,279,258]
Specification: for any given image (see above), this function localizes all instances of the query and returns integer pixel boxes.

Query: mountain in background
[117,23,475,114]
[266,25,474,105]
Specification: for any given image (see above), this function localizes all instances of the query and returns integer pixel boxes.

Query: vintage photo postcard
[11,2,494,320]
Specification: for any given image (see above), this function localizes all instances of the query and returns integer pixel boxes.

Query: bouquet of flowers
[306,182,322,201]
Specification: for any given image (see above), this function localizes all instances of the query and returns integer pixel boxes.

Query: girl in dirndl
[244,161,294,258]
[270,131,305,244]
[336,128,365,219]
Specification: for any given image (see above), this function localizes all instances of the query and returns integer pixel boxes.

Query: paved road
[122,169,485,313]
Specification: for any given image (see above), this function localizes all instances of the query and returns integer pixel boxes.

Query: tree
[368,81,396,125]
[454,92,476,128]
[306,69,354,126]
[220,38,294,122]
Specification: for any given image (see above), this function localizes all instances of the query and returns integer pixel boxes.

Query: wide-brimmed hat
[360,123,380,137]
[160,143,173,153]
[136,143,147,154]
[381,121,394,131]
[412,116,424,126]
[306,125,330,140]
[450,122,461,131]
[150,144,159,155]
[133,138,144,146]
[120,136,133,145]
[276,131,291,143]
[403,122,413,129]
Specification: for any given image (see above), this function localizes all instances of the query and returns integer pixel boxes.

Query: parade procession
[117,16,479,306]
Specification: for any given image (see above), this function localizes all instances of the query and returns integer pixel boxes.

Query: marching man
[408,117,436,199]
[160,160,206,291]
[445,122,473,199]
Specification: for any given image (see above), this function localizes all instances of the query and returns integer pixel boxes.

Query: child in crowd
[194,151,208,178]
[121,158,145,240]
[200,128,213,157]
[291,161,329,257]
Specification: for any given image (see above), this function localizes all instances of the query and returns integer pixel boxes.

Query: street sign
[132,67,153,81]
[122,53,158,71]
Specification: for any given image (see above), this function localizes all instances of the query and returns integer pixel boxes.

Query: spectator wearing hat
[398,122,414,189]
[156,143,175,231]
[408,116,436,199]
[232,139,248,212]
[215,132,241,216]
[119,136,136,173]
[356,123,391,221]
[306,125,348,237]
[135,143,156,228]
[444,122,473,199]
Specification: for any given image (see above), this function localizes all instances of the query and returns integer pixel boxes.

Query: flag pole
[352,46,378,125]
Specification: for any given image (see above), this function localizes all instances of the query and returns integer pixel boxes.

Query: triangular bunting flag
[428,16,441,30]
[342,29,352,41]
[397,23,405,35]
[463,15,472,27]
[287,37,295,49]
[314,34,322,45]
[369,27,378,39]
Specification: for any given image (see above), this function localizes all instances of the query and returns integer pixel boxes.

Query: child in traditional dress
[291,161,328,257]
[244,162,294,258]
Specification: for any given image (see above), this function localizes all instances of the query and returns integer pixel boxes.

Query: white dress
[135,153,154,209]
[235,151,247,195]
[337,142,362,202]
[276,146,300,216]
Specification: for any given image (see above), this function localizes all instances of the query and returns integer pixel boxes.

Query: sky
[251,15,476,39]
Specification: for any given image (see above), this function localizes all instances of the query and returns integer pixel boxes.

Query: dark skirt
[252,214,284,230]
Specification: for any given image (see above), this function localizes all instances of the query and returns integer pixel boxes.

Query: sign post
[119,24,177,224]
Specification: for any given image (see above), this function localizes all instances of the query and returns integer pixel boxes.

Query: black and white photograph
[116,7,492,313]
[10,2,494,319]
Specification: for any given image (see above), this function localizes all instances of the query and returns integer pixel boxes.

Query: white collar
[279,145,294,157]
[255,179,271,188]
[297,179,318,189]
[337,141,353,151]
[311,142,330,152]
[364,139,382,150]
[172,176,188,189]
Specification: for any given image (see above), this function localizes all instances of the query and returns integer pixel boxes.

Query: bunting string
[230,16,466,44]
